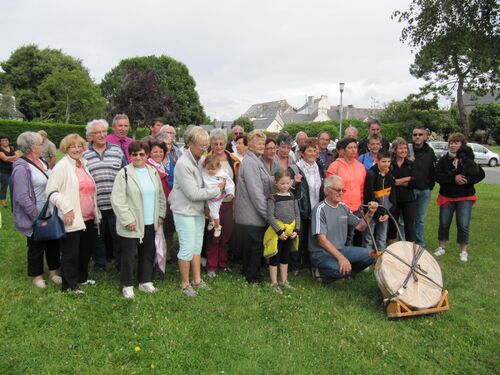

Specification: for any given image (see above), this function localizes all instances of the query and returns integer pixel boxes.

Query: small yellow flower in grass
[149,363,155,369]
[134,346,141,353]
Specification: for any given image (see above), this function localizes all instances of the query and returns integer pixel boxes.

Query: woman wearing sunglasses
[111,141,166,299]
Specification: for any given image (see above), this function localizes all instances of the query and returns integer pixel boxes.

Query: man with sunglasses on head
[308,175,378,284]
[409,126,437,250]
[226,125,244,153]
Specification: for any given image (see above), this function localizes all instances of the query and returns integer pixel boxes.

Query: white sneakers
[434,246,469,262]
[138,282,157,293]
[122,286,135,299]
[33,278,47,289]
[434,247,446,256]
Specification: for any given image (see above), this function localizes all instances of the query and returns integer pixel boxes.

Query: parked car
[468,143,499,167]
[429,141,499,167]
[429,141,449,160]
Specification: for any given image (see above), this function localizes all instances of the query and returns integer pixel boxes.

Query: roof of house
[253,118,277,130]
[243,99,293,119]
[0,94,25,119]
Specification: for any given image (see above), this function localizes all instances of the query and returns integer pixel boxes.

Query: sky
[0,0,433,121]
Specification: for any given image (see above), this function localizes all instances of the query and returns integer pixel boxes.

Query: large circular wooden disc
[375,241,443,310]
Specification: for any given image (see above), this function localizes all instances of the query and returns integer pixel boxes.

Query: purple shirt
[106,133,134,162]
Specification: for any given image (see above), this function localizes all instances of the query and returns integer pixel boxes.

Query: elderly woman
[234,134,248,161]
[46,134,99,293]
[434,133,485,262]
[203,128,240,277]
[111,141,166,298]
[387,137,416,244]
[169,127,224,297]
[326,137,367,246]
[261,137,280,175]
[235,130,273,283]
[275,132,296,171]
[289,138,325,276]
[11,132,61,288]
[0,133,18,208]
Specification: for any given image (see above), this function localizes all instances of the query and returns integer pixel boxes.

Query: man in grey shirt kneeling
[309,175,379,283]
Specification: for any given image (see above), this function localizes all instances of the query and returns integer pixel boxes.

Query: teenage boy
[363,149,396,251]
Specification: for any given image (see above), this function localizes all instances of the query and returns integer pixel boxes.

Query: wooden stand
[385,290,450,318]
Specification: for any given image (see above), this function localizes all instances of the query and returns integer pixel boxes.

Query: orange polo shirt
[326,158,366,212]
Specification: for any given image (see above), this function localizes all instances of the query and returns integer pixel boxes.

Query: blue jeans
[363,219,388,252]
[310,246,374,283]
[414,189,432,247]
[438,200,473,245]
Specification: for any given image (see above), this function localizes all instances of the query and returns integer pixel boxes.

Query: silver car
[429,141,499,167]
[468,143,499,167]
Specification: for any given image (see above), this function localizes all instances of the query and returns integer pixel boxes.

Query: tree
[470,103,500,142]
[108,68,172,136]
[0,45,87,120]
[37,68,106,124]
[233,116,254,133]
[393,0,500,138]
[101,55,206,126]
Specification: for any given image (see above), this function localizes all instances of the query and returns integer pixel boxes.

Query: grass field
[0,184,499,374]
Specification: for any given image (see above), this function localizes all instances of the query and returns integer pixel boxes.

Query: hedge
[283,120,406,142]
[0,119,149,146]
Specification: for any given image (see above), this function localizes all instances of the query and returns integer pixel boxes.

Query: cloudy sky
[1,0,431,120]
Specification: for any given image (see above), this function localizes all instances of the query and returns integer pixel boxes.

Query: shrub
[0,119,149,146]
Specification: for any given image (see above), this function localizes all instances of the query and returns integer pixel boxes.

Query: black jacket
[289,162,325,220]
[435,146,485,198]
[364,165,396,218]
[358,137,390,155]
[391,158,416,203]
[411,142,437,190]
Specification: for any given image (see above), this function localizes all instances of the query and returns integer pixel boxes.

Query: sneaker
[214,226,222,238]
[271,283,283,294]
[192,280,211,291]
[50,275,62,285]
[207,221,214,231]
[73,289,85,295]
[122,286,135,299]
[434,247,446,257]
[80,279,96,286]
[460,251,468,262]
[206,271,217,278]
[222,267,232,273]
[138,282,157,293]
[182,284,198,298]
[33,278,46,289]
[280,281,294,290]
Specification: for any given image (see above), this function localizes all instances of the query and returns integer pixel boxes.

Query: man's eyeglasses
[328,187,346,194]
[412,133,425,137]
[131,152,147,157]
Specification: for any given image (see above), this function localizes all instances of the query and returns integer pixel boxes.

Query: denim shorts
[173,214,205,261]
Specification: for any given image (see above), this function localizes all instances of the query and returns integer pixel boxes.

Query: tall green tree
[0,45,89,120]
[101,55,206,126]
[393,0,499,138]
[38,68,106,124]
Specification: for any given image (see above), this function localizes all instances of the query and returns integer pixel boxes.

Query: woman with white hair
[11,131,61,288]
[169,126,224,297]
[234,130,273,283]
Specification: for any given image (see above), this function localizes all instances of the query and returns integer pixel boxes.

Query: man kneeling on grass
[309,175,379,283]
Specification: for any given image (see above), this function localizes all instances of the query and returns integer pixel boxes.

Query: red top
[326,158,366,212]
[437,194,477,208]
[76,166,96,220]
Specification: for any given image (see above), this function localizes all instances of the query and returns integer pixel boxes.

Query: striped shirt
[83,143,126,210]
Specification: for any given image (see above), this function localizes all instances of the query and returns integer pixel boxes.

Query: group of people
[3,115,485,298]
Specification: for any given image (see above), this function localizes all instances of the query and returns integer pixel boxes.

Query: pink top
[76,166,96,220]
[106,133,133,162]
[326,158,366,212]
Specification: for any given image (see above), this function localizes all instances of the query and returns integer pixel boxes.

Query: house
[242,95,382,130]
[463,91,499,114]
[0,94,25,120]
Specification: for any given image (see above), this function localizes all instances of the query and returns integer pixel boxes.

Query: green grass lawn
[1,185,499,374]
